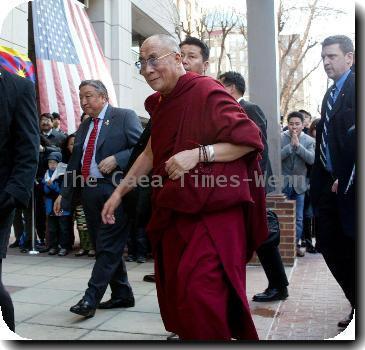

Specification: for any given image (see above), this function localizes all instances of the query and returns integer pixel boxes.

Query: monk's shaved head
[139,34,185,95]
[142,34,180,53]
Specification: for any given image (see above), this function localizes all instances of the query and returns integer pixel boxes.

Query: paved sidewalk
[1,248,351,340]
[267,253,353,340]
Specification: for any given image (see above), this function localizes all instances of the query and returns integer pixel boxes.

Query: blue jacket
[42,169,70,216]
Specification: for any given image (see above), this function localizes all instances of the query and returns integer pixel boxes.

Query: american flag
[32,0,118,133]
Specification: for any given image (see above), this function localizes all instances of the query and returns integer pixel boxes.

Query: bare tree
[195,9,207,40]
[167,3,240,78]
[278,0,345,115]
[237,13,247,41]
[215,8,239,77]
[167,0,208,42]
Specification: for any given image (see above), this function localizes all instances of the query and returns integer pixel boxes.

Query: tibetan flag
[0,46,35,82]
[32,0,118,134]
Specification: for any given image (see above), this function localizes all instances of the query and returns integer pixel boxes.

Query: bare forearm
[208,143,255,162]
[166,142,256,180]
[212,143,254,162]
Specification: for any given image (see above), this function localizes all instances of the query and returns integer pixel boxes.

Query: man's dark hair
[287,111,304,123]
[179,36,210,61]
[40,112,53,121]
[322,35,354,54]
[52,112,61,120]
[218,71,246,95]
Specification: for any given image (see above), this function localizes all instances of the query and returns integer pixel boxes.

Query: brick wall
[248,193,296,266]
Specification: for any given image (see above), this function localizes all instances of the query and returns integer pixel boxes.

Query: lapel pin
[104,120,110,126]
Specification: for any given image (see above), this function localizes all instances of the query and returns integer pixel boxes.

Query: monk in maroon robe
[102,34,268,340]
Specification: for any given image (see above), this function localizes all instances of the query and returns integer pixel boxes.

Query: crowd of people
[9,112,97,257]
[0,33,356,340]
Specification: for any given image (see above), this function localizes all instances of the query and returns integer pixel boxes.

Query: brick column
[249,193,296,266]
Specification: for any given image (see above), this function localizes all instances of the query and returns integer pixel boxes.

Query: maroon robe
[145,72,268,340]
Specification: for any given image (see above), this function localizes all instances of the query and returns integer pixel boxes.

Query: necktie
[320,85,337,169]
[81,118,99,179]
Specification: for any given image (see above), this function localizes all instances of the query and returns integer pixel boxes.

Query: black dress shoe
[338,309,354,328]
[70,299,96,317]
[20,241,32,253]
[75,249,88,257]
[98,296,135,309]
[38,247,49,253]
[252,287,288,302]
[143,273,156,283]
[306,245,318,254]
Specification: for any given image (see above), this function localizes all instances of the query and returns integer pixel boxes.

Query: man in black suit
[54,79,142,318]
[219,71,289,302]
[310,35,355,329]
[0,68,39,331]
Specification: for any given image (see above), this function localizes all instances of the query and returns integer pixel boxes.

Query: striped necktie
[81,118,99,180]
[320,85,337,169]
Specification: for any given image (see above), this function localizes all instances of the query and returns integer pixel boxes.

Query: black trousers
[256,244,289,289]
[12,206,33,244]
[48,215,73,250]
[34,183,46,242]
[0,211,15,331]
[127,227,149,259]
[0,260,14,332]
[316,177,356,308]
[81,182,133,307]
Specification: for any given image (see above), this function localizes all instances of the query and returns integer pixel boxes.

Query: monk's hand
[101,190,122,224]
[165,148,199,180]
[331,179,338,194]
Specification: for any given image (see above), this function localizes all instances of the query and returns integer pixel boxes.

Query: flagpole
[28,2,39,256]
[28,185,39,255]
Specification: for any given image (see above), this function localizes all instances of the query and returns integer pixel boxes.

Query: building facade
[0,0,178,120]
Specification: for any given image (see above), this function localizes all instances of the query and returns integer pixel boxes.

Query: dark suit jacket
[61,104,142,209]
[0,68,40,207]
[310,72,355,207]
[42,129,66,148]
[123,119,152,223]
[239,98,273,192]
[337,125,356,239]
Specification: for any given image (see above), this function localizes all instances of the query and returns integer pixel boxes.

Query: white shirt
[42,130,52,137]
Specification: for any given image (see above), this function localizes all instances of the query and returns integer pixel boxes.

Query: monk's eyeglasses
[135,52,176,72]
